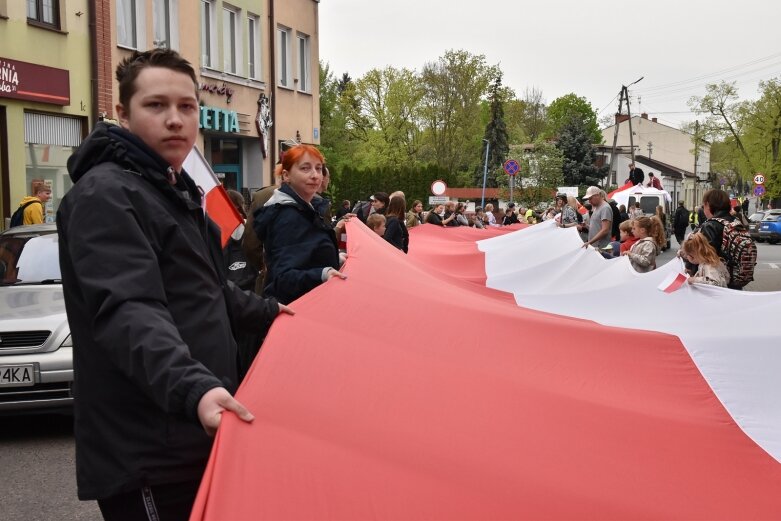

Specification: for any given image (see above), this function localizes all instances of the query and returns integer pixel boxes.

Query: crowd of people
[45,48,759,521]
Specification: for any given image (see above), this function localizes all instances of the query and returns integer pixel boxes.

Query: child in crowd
[618,220,639,255]
[621,216,665,272]
[680,233,729,287]
[366,213,387,237]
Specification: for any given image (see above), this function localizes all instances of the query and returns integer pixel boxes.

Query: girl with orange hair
[680,233,729,287]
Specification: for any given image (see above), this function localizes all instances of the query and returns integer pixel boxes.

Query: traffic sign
[754,174,765,185]
[431,180,448,196]
[503,159,520,176]
[754,184,766,197]
[428,196,449,205]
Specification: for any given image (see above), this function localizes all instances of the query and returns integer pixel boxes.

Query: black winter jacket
[57,123,279,500]
[383,215,409,253]
[253,183,340,304]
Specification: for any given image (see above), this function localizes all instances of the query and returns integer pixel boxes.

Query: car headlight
[60,334,73,347]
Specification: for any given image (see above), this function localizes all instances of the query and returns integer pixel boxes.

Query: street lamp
[481,139,490,208]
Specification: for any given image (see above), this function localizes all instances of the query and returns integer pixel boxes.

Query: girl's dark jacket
[253,183,340,305]
[57,122,279,501]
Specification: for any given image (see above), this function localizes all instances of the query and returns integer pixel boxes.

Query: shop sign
[199,82,234,104]
[0,57,70,106]
[200,105,239,133]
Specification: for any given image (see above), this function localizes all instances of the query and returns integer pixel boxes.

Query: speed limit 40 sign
[754,173,765,185]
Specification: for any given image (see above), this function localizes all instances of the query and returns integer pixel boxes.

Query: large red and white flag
[182,147,242,246]
[191,221,781,520]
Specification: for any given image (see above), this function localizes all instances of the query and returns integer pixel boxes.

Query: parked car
[0,223,72,413]
[759,209,781,244]
[748,211,765,241]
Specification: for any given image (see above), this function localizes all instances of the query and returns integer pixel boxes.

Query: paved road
[0,413,101,521]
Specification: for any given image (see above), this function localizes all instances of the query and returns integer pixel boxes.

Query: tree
[420,50,497,178]
[475,72,510,187]
[546,93,602,144]
[520,87,547,142]
[556,115,608,188]
[352,67,425,168]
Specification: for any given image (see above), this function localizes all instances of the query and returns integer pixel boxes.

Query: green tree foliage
[420,50,497,178]
[476,72,510,187]
[496,142,564,207]
[546,93,602,144]
[556,116,609,188]
[688,78,781,200]
[352,67,425,168]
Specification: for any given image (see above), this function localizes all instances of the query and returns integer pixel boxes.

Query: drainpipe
[88,0,99,127]
[269,0,277,168]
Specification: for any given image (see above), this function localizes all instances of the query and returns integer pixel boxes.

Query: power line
[635,51,781,93]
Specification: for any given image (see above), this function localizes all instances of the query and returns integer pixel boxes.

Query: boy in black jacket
[58,49,291,520]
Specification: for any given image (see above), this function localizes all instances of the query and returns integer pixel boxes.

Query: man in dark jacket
[57,49,288,519]
[673,201,689,245]
[628,163,645,186]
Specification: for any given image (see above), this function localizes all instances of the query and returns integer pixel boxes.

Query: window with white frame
[297,32,311,92]
[117,0,145,49]
[277,26,292,88]
[222,6,239,74]
[153,0,179,50]
[247,14,261,80]
[200,0,216,68]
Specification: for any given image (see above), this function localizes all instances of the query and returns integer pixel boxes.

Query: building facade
[1,0,321,227]
[1,0,92,227]
[601,114,711,208]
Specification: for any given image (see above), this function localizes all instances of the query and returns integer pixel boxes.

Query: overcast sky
[319,0,781,129]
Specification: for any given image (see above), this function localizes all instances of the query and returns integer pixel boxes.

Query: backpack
[9,200,42,228]
[713,217,757,289]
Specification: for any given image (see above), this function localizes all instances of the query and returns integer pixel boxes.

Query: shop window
[210,138,240,165]
[27,0,59,29]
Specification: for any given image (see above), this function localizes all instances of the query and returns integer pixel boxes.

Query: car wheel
[756,238,764,243]
[770,239,779,245]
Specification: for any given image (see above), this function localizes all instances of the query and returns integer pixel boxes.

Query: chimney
[652,117,658,123]
[641,112,648,119]
[615,113,630,124]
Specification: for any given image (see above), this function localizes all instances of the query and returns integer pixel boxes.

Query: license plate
[761,225,769,230]
[0,364,35,387]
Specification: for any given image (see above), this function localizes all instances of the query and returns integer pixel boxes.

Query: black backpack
[9,200,42,228]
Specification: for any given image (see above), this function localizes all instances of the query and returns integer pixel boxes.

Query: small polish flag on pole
[182,147,243,247]
[657,271,688,293]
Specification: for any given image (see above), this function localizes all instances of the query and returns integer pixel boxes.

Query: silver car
[0,223,72,413]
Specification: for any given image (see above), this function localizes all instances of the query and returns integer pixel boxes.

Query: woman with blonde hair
[621,216,665,272]
[558,194,580,228]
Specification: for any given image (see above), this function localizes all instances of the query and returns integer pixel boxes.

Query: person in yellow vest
[689,205,699,231]
[524,207,538,224]
[17,185,52,224]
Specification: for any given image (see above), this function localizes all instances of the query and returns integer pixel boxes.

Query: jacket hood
[67,122,202,209]
[19,196,40,206]
[254,183,316,242]
[68,122,172,185]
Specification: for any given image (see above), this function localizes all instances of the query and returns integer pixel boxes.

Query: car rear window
[0,233,61,284]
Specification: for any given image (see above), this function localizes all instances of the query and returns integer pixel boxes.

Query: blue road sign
[503,159,520,176]
[754,184,766,197]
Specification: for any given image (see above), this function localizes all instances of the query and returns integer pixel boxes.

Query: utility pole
[607,77,643,188]
[694,119,700,206]
[480,139,490,208]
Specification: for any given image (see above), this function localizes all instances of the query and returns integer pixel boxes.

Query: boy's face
[373,222,386,236]
[116,67,199,172]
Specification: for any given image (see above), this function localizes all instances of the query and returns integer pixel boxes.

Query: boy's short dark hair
[702,189,731,214]
[116,49,198,112]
